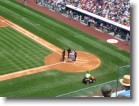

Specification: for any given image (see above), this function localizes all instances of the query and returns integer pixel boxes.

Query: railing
[56,80,118,97]
[66,5,130,31]
[56,65,130,97]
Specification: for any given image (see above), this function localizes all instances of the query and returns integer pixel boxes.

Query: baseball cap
[101,84,112,92]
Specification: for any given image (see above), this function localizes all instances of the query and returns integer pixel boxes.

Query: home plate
[107,39,118,43]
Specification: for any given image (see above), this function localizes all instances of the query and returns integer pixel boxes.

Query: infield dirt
[0,16,101,81]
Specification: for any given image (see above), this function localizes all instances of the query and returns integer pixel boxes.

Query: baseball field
[0,0,130,97]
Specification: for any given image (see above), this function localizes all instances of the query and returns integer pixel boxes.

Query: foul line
[0,18,62,55]
[0,62,63,81]
[0,17,101,81]
[0,18,64,81]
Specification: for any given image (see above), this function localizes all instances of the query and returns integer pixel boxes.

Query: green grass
[0,27,51,75]
[0,70,119,97]
[0,0,130,97]
[0,70,84,97]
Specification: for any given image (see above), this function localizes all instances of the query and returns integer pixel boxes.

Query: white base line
[0,62,63,78]
[0,19,5,22]
[1,19,61,55]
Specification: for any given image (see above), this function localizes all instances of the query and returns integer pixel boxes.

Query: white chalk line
[0,18,64,80]
[77,59,88,61]
[63,57,88,64]
[64,62,75,64]
[76,61,87,63]
[75,57,88,64]
[0,62,63,78]
[74,57,78,64]
[0,18,101,81]
[0,19,5,22]
[1,19,61,55]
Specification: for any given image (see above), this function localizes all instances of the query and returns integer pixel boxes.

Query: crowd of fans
[37,0,130,27]
[36,0,130,42]
[70,0,130,27]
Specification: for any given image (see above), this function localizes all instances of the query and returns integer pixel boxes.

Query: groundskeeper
[84,70,91,79]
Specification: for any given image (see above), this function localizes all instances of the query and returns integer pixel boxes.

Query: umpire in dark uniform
[62,49,65,61]
[67,48,71,58]
[74,51,77,61]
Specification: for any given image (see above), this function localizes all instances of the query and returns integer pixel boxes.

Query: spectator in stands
[69,9,73,19]
[100,23,104,31]
[108,24,114,33]
[103,23,110,33]
[83,16,89,24]
[88,18,92,26]
[39,0,130,41]
[69,0,130,27]
[101,84,112,97]
[41,0,130,27]
[117,75,130,97]
[22,0,27,4]
[75,14,80,21]
[114,26,118,36]
[126,33,130,44]
[128,35,130,45]
[111,75,130,97]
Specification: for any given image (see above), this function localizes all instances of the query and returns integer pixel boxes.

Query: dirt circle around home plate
[44,51,101,72]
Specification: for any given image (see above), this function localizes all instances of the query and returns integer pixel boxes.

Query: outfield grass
[0,70,119,97]
[0,27,51,75]
[0,0,130,97]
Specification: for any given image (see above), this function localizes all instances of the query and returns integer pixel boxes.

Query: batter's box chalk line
[77,58,88,61]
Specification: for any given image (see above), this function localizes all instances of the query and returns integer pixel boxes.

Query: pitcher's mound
[44,51,101,72]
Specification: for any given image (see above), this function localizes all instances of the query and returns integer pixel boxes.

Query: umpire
[67,48,71,58]
[62,49,65,61]
[74,51,77,61]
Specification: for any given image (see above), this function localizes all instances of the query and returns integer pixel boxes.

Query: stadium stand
[36,0,130,42]
[70,0,130,27]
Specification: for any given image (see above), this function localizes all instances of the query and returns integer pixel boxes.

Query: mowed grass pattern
[0,0,130,97]
[0,70,83,97]
[0,70,118,97]
[0,27,51,75]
